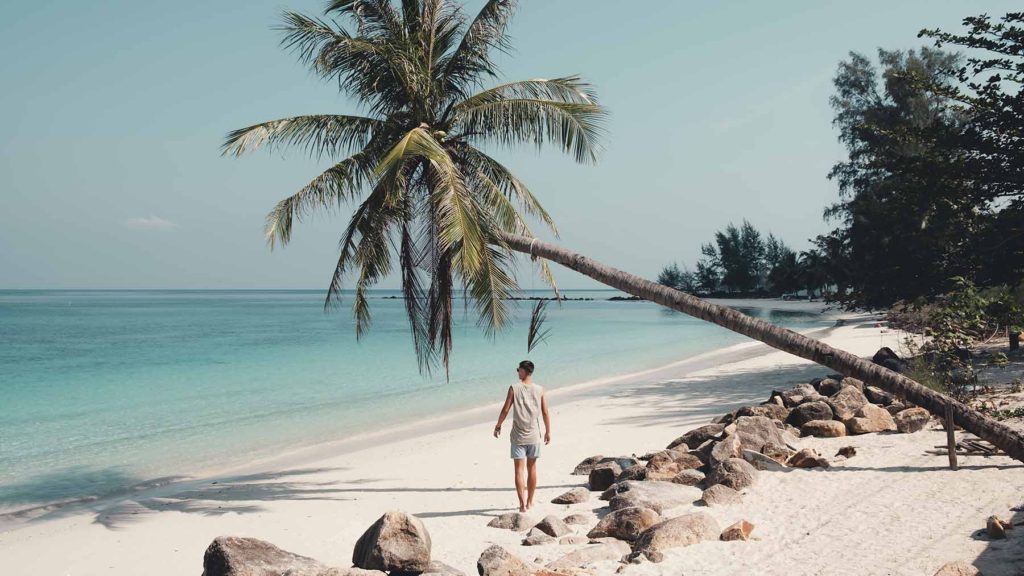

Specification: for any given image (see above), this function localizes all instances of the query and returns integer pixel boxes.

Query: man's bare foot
[526,502,534,510]
[519,505,527,513]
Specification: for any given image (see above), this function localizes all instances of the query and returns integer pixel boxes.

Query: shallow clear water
[0,289,829,511]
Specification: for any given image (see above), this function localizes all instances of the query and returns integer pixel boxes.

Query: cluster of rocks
[201,511,463,576]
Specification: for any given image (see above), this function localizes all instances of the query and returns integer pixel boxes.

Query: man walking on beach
[493,360,551,512]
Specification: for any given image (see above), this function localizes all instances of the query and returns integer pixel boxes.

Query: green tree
[224,0,606,371]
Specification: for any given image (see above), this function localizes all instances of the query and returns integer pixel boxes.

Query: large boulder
[533,515,572,538]
[551,487,590,505]
[202,537,378,576]
[671,469,706,486]
[352,511,431,573]
[736,404,790,422]
[487,512,536,532]
[865,386,897,406]
[666,424,724,450]
[630,512,720,563]
[705,458,758,490]
[786,401,834,427]
[894,407,931,433]
[698,484,741,507]
[571,455,604,475]
[801,420,846,438]
[587,506,661,542]
[607,481,699,514]
[574,456,637,476]
[779,384,818,407]
[588,462,622,492]
[476,545,533,576]
[733,416,786,452]
[645,449,703,480]
[709,433,742,466]
[846,404,897,435]
[827,386,870,421]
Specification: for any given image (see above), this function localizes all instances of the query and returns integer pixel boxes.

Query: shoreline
[11,309,1015,576]
[0,309,840,531]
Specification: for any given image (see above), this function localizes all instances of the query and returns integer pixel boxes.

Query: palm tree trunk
[499,231,1024,463]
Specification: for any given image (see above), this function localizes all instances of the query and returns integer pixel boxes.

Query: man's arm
[541,392,551,445]
[494,387,514,438]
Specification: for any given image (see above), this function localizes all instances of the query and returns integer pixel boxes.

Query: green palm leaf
[221,114,381,159]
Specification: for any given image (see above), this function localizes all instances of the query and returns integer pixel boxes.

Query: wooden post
[946,403,958,471]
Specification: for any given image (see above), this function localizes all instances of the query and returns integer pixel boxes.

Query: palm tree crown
[224,0,607,373]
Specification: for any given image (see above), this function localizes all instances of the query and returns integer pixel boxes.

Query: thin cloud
[123,216,177,230]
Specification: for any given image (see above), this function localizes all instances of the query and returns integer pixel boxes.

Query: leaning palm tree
[225,0,1024,461]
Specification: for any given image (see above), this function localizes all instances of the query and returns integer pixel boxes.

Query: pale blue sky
[0,1,1012,289]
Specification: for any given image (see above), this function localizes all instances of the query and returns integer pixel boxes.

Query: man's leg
[526,457,538,510]
[513,458,527,512]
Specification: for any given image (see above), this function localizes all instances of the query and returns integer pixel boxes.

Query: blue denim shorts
[511,443,541,459]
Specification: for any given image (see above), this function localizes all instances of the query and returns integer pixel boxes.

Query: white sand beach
[2,312,1023,576]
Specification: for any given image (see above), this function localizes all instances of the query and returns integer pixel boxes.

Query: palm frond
[527,299,552,352]
[458,144,558,235]
[325,0,405,38]
[454,97,607,164]
[265,152,375,248]
[427,249,455,375]
[324,181,392,310]
[456,76,600,107]
[466,241,518,336]
[441,0,517,95]
[221,114,380,159]
[399,219,436,371]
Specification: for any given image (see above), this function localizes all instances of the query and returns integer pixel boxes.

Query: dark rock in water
[476,545,532,576]
[786,401,834,427]
[711,412,736,425]
[587,506,662,542]
[202,536,351,576]
[629,512,720,563]
[706,458,758,490]
[352,511,432,573]
[589,463,622,491]
[667,423,725,450]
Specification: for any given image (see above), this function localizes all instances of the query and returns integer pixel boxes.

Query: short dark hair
[518,360,535,375]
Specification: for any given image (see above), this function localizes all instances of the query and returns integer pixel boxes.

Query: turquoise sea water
[0,290,829,513]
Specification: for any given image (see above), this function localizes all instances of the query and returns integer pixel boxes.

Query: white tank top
[511,381,544,445]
